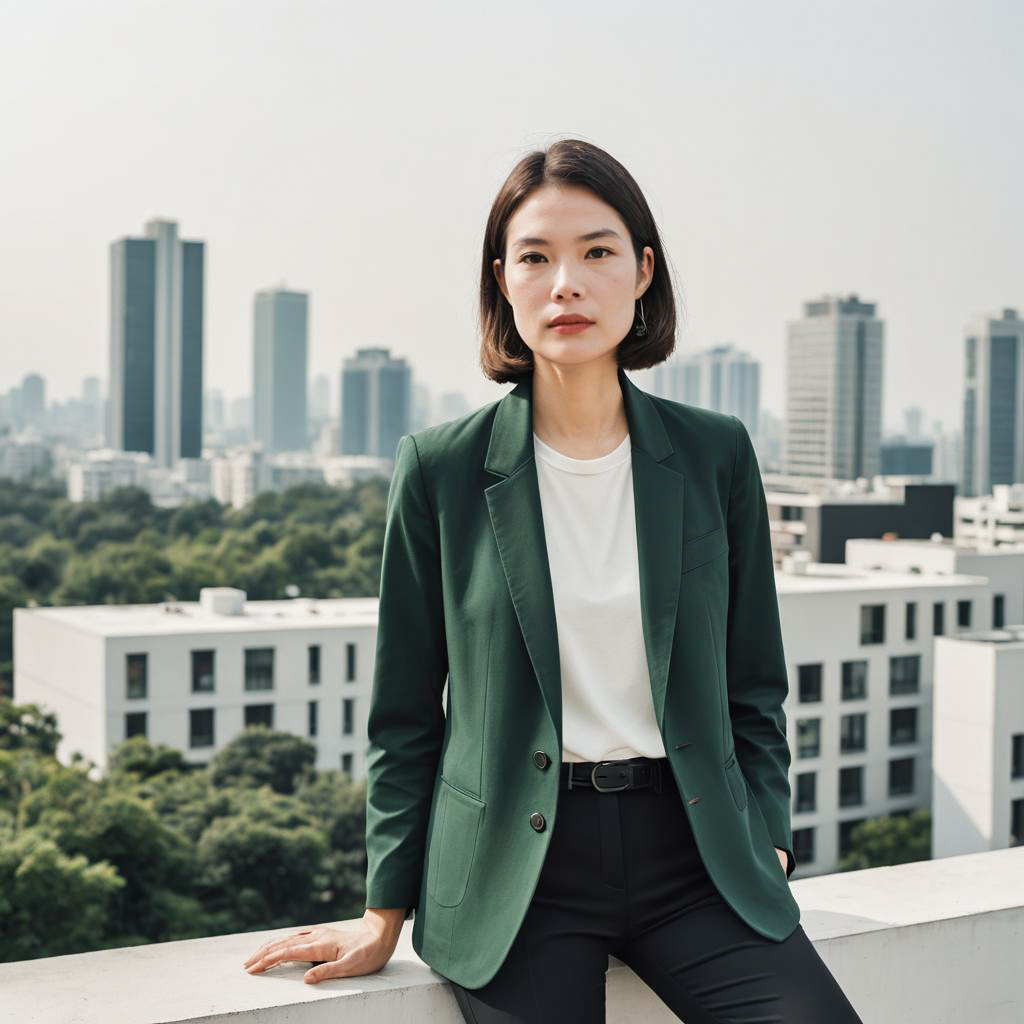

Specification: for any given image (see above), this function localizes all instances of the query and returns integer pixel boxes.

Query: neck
[530,357,629,459]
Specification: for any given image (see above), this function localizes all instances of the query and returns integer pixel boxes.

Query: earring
[634,297,648,337]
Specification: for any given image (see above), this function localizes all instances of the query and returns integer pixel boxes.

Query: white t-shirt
[532,430,668,764]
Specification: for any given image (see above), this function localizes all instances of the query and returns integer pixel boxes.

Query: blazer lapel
[483,366,685,744]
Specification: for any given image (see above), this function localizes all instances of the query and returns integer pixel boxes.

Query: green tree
[209,725,317,795]
[838,810,931,870]
[0,699,60,756]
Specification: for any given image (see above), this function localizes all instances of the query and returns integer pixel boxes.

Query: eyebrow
[509,228,623,249]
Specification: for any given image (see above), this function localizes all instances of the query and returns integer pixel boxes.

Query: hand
[774,847,789,877]
[242,916,401,984]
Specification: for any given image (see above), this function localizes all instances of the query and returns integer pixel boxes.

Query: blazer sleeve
[364,433,449,918]
[724,415,796,880]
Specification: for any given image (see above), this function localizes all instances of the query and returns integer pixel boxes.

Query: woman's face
[493,183,654,373]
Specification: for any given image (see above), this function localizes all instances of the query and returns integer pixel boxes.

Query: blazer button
[688,796,702,805]
[532,750,551,769]
[529,811,546,831]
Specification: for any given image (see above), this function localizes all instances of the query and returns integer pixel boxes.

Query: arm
[364,434,449,919]
[725,415,796,880]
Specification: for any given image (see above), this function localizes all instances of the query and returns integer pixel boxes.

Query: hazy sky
[2,0,1021,432]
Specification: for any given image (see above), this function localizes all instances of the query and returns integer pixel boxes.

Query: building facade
[108,218,204,466]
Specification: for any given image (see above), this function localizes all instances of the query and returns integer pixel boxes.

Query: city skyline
[2,1,1022,434]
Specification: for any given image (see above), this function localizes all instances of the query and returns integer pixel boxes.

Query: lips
[549,315,594,326]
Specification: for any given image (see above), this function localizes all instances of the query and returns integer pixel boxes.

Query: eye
[518,247,613,264]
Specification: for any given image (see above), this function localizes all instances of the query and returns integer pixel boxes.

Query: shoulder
[402,398,502,478]
[644,390,742,465]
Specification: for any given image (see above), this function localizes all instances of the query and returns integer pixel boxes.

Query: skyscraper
[252,288,309,453]
[651,344,761,434]
[340,347,411,458]
[108,219,204,466]
[962,308,1024,497]
[19,374,45,429]
[784,294,884,480]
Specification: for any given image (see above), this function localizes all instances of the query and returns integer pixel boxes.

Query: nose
[550,260,584,300]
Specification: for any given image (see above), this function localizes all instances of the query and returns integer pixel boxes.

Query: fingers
[243,927,320,968]
[245,939,326,974]
[304,949,355,984]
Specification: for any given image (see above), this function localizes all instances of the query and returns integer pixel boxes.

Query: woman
[242,139,864,1023]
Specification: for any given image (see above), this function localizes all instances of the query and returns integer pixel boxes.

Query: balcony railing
[1,846,1021,1023]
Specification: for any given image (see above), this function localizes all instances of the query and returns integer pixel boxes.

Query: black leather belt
[560,756,666,793]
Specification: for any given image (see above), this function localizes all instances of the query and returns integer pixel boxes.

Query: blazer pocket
[723,750,748,812]
[426,777,486,908]
[682,525,728,573]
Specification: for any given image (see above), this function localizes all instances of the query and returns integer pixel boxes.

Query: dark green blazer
[364,365,800,990]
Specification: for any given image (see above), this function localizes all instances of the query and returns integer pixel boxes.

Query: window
[841,660,868,700]
[1011,734,1024,779]
[190,708,214,748]
[839,765,864,807]
[793,827,815,866]
[840,713,867,753]
[933,601,944,636]
[889,654,921,695]
[191,649,215,693]
[341,752,353,775]
[308,699,318,737]
[244,648,275,691]
[125,711,147,739]
[1012,798,1024,847]
[796,719,820,758]
[889,757,915,797]
[346,642,357,682]
[957,599,972,629]
[889,707,918,745]
[308,645,321,685]
[797,664,823,703]
[342,697,354,736]
[859,604,885,645]
[993,594,1005,629]
[126,653,148,700]
[838,818,867,859]
[905,601,917,640]
[244,704,274,728]
[794,772,816,813]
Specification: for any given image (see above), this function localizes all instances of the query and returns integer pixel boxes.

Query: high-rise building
[108,219,204,466]
[961,308,1024,498]
[252,288,309,453]
[310,373,331,423]
[784,294,884,480]
[650,344,760,434]
[19,374,45,428]
[340,347,411,458]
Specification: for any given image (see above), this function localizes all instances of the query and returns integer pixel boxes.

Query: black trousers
[448,757,864,1023]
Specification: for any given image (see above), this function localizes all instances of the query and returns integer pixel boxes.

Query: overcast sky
[2,0,1021,432]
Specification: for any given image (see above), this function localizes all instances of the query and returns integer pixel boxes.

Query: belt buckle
[590,759,631,793]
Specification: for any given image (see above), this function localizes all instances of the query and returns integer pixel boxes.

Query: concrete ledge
[2,847,1022,1024]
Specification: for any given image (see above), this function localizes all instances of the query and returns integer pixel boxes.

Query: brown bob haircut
[479,138,681,384]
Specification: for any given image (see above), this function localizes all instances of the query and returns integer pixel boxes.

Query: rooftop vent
[199,587,247,617]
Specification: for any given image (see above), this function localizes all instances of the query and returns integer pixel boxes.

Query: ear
[635,245,655,298]
[492,257,509,303]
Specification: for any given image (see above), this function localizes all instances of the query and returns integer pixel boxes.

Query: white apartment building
[956,483,1024,548]
[844,536,1024,626]
[0,433,52,480]
[67,449,152,501]
[776,551,1001,877]
[931,627,1024,857]
[12,588,380,777]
